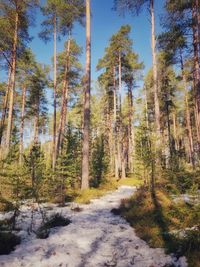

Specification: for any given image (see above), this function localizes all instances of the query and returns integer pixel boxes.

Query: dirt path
[0,186,187,267]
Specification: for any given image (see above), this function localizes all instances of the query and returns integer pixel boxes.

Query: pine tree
[81,0,91,189]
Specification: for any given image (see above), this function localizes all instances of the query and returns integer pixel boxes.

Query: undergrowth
[0,232,20,255]
[119,186,200,267]
[74,176,142,204]
[36,213,71,239]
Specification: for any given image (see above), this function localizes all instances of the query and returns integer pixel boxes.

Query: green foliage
[40,0,85,42]
[24,143,46,200]
[52,125,81,204]
[162,169,200,194]
[135,124,155,181]
[114,0,149,16]
[91,134,109,187]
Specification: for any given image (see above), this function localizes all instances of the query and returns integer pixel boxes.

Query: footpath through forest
[0,186,187,267]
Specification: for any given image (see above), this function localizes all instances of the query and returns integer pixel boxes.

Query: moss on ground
[119,186,200,267]
[74,176,143,204]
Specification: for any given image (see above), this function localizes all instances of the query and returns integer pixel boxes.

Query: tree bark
[150,0,161,138]
[117,52,122,176]
[5,11,18,153]
[56,36,71,158]
[0,67,11,146]
[52,15,57,170]
[81,0,91,189]
[60,79,69,148]
[121,127,128,179]
[192,4,200,123]
[172,112,179,151]
[19,86,26,164]
[180,54,194,165]
[33,102,39,145]
[128,82,134,173]
[195,0,200,56]
[113,67,119,179]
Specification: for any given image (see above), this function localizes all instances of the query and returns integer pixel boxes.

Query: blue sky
[28,0,166,111]
[30,0,165,78]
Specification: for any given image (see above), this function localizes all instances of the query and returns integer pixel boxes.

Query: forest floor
[0,186,187,267]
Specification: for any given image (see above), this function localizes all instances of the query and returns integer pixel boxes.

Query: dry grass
[74,175,143,204]
[119,187,200,267]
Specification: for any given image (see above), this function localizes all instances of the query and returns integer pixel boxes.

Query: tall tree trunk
[150,0,160,188]
[194,102,200,143]
[128,82,134,173]
[192,74,200,147]
[0,68,11,146]
[172,112,179,151]
[192,5,200,124]
[118,52,122,176]
[60,80,69,148]
[19,86,26,164]
[166,98,172,166]
[118,52,122,113]
[185,93,194,165]
[5,11,18,154]
[33,115,39,145]
[52,15,57,170]
[56,36,71,158]
[195,0,200,56]
[113,67,119,179]
[81,0,91,189]
[33,101,39,145]
[150,0,161,138]
[180,54,194,165]
[121,127,128,179]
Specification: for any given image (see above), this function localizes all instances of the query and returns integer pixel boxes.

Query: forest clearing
[0,0,200,266]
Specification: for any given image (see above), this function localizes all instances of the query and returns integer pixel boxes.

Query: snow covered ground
[0,186,187,267]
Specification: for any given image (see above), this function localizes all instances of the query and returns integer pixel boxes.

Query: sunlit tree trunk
[56,36,71,158]
[81,0,91,189]
[33,103,39,145]
[60,80,69,147]
[5,11,18,153]
[121,127,128,179]
[172,112,179,151]
[128,82,134,173]
[192,5,200,126]
[180,54,194,165]
[117,52,122,177]
[195,0,200,55]
[150,0,161,138]
[0,68,11,146]
[52,15,57,170]
[185,93,194,165]
[113,67,119,179]
[19,86,27,164]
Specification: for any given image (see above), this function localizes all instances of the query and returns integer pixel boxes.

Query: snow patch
[0,186,187,267]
